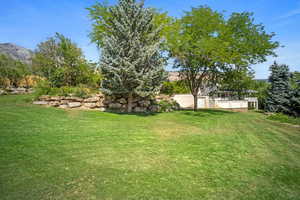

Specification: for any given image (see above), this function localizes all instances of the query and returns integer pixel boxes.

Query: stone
[49,101,60,107]
[134,107,147,113]
[50,96,61,101]
[119,98,127,104]
[39,95,51,101]
[16,88,26,93]
[59,104,68,109]
[68,102,82,108]
[33,101,48,105]
[66,97,83,102]
[96,101,104,107]
[84,96,99,103]
[0,89,5,95]
[60,100,69,104]
[150,105,160,112]
[139,100,151,107]
[99,107,106,112]
[109,103,122,109]
[83,103,98,108]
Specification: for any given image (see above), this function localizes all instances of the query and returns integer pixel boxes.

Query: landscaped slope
[0,95,299,200]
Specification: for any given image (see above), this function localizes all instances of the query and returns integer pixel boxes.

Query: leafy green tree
[221,68,255,99]
[251,80,270,110]
[0,54,30,87]
[33,33,99,88]
[88,0,167,112]
[265,62,292,114]
[166,6,279,111]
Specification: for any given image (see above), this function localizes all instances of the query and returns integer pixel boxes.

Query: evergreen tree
[290,79,300,117]
[98,0,167,112]
[265,62,291,114]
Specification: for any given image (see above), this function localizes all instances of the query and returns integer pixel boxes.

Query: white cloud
[278,8,300,19]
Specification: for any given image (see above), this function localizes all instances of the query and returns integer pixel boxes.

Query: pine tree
[290,80,300,117]
[265,62,291,114]
[99,0,167,112]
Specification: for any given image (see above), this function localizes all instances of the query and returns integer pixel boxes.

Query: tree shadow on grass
[105,110,159,117]
[179,109,236,117]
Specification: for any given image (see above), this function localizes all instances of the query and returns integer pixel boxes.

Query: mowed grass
[0,95,300,200]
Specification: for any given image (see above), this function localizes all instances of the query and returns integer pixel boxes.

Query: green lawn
[1,95,300,200]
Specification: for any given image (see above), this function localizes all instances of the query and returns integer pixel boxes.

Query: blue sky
[1,0,299,79]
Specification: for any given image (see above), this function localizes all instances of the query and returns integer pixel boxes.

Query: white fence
[172,94,254,110]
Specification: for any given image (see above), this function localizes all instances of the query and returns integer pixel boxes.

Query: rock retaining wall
[0,87,33,95]
[33,93,179,113]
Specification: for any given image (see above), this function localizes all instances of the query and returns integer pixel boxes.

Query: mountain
[0,43,33,65]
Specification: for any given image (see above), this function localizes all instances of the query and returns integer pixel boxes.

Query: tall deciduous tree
[88,0,167,112]
[33,33,99,87]
[166,6,279,111]
[265,62,291,114]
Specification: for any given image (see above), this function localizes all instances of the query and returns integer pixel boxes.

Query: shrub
[267,113,300,125]
[33,80,97,99]
[157,99,180,112]
[0,77,11,88]
[33,80,52,99]
[160,81,189,95]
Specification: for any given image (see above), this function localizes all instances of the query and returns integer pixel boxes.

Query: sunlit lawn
[1,95,300,200]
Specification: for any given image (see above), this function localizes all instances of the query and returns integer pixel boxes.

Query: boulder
[66,97,83,102]
[109,103,122,109]
[60,100,69,104]
[83,103,98,108]
[96,101,104,107]
[50,96,61,101]
[0,89,5,95]
[119,98,127,104]
[99,107,106,112]
[16,88,26,93]
[149,105,160,112]
[33,101,48,105]
[49,101,60,107]
[84,96,99,103]
[139,100,151,107]
[39,95,51,101]
[134,107,147,113]
[68,102,82,108]
[59,104,68,109]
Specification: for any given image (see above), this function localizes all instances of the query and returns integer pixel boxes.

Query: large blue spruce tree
[265,62,291,114]
[98,0,167,112]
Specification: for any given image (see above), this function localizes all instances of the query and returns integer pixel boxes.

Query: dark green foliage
[267,113,300,125]
[265,62,292,114]
[89,0,167,112]
[160,81,189,95]
[290,80,300,117]
[0,54,30,87]
[32,33,101,88]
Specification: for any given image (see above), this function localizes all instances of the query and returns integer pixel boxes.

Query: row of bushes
[33,80,98,99]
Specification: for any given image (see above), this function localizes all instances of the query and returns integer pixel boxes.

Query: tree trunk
[193,93,198,111]
[127,93,133,113]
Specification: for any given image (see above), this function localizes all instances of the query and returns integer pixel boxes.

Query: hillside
[0,43,33,64]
